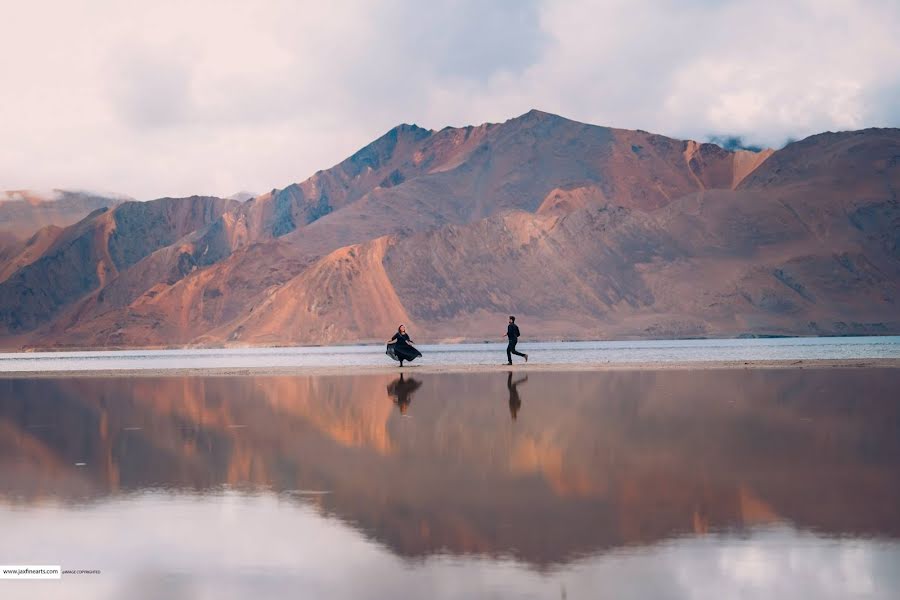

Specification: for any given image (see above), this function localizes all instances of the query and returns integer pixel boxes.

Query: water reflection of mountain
[1,369,898,566]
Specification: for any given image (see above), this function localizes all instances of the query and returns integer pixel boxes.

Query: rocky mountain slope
[0,111,897,348]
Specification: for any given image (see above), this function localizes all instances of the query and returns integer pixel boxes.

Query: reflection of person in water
[386,324,423,367]
[387,373,423,415]
[507,372,528,421]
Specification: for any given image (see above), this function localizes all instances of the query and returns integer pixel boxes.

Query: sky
[2,0,899,200]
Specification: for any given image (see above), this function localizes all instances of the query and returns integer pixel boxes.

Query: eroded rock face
[1,112,899,349]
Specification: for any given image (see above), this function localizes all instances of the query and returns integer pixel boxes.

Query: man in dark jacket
[505,315,528,365]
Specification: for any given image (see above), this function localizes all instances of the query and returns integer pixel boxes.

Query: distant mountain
[0,189,128,240]
[0,111,898,349]
[226,191,257,202]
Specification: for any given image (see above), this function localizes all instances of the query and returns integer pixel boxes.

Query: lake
[1,367,899,598]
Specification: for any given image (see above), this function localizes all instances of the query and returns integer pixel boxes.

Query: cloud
[107,45,194,129]
[0,0,898,199]
[391,0,548,81]
[706,136,765,152]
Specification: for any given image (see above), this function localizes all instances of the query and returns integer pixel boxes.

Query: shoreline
[7,332,900,354]
[1,358,898,378]
[4,332,899,354]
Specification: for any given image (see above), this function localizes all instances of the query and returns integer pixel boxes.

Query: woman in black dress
[386,324,422,367]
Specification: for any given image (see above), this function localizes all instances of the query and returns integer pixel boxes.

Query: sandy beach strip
[1,358,898,378]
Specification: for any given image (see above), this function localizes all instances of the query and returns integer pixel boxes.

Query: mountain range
[1,110,898,349]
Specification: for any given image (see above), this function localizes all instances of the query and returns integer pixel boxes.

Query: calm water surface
[0,336,898,371]
[1,368,899,598]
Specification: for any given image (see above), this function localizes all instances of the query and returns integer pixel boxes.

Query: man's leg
[506,342,513,364]
[509,340,527,359]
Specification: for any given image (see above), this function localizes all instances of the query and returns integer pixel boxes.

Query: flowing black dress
[386,332,422,363]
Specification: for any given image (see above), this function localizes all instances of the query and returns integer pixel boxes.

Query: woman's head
[398,324,406,333]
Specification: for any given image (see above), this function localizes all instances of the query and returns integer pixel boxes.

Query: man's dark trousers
[507,339,526,363]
